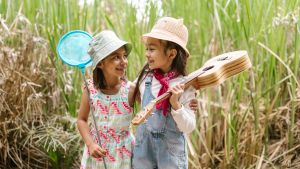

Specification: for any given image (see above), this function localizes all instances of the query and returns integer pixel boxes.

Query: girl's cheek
[145,50,151,56]
[124,60,129,67]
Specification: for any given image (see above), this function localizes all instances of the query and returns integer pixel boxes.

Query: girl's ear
[96,62,103,69]
[168,48,177,60]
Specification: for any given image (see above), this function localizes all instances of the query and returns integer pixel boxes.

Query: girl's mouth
[116,68,125,72]
[148,60,154,64]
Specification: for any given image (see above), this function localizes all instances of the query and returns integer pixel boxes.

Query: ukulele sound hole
[203,65,214,71]
[217,56,230,61]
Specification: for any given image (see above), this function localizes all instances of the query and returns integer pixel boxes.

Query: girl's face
[97,47,128,78]
[144,37,176,73]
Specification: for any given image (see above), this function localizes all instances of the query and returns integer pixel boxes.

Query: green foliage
[1,0,299,168]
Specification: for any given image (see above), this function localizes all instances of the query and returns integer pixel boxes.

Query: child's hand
[169,84,184,110]
[88,143,107,158]
[189,99,199,111]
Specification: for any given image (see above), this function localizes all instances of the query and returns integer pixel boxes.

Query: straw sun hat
[142,17,190,57]
[88,30,132,71]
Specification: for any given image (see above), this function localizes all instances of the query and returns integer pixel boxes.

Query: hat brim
[92,40,132,70]
[142,31,190,57]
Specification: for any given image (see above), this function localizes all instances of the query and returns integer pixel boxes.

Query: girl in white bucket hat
[132,17,197,169]
[77,30,136,169]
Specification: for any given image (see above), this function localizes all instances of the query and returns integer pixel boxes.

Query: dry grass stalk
[0,14,82,169]
[190,84,300,169]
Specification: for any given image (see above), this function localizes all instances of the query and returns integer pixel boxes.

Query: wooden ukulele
[131,50,252,125]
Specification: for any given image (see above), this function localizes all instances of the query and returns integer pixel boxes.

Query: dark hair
[163,40,188,76]
[132,40,188,103]
[93,68,106,89]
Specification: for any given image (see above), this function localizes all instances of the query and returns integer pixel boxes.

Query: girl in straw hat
[132,17,196,169]
[77,30,135,169]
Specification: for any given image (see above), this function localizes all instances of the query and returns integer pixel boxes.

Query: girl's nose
[145,50,150,58]
[121,56,128,65]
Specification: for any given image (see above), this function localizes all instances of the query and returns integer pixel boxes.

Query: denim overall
[133,75,187,169]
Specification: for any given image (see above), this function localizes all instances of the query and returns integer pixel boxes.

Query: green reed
[1,0,299,168]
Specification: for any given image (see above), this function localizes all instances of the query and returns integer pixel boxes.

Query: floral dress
[80,79,135,169]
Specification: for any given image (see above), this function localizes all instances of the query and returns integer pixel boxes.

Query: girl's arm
[128,81,140,107]
[169,85,196,133]
[128,81,136,107]
[77,88,107,158]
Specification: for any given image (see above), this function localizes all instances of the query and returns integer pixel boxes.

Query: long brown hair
[132,40,188,103]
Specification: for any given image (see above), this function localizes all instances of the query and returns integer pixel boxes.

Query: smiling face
[144,37,177,73]
[97,46,128,78]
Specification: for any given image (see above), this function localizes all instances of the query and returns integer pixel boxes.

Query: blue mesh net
[57,30,92,68]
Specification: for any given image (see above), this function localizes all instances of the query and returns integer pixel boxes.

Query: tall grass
[1,0,300,168]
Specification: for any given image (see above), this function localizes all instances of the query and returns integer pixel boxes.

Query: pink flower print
[121,102,132,113]
[90,88,97,95]
[107,128,120,143]
[94,134,105,146]
[116,147,125,159]
[123,146,132,157]
[94,136,99,144]
[121,81,126,86]
[117,149,124,159]
[131,139,136,145]
[111,102,123,114]
[99,130,109,142]
[95,157,103,162]
[106,152,116,162]
[117,145,132,158]
[96,99,108,114]
[119,130,129,140]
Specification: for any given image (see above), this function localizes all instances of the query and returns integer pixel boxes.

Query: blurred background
[0,0,299,168]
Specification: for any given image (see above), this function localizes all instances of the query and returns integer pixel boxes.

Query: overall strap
[144,74,153,87]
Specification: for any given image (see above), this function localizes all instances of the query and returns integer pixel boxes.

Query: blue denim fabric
[133,76,187,169]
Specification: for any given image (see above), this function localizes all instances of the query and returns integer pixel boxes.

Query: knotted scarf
[153,69,178,116]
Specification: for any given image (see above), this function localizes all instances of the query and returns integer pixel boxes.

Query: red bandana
[153,69,178,116]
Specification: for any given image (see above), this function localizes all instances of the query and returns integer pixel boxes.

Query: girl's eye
[113,55,127,60]
[146,48,154,51]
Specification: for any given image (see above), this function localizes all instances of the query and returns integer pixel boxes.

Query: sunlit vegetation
[0,0,299,168]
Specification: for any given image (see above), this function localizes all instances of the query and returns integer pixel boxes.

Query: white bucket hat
[142,17,190,57]
[88,30,132,71]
